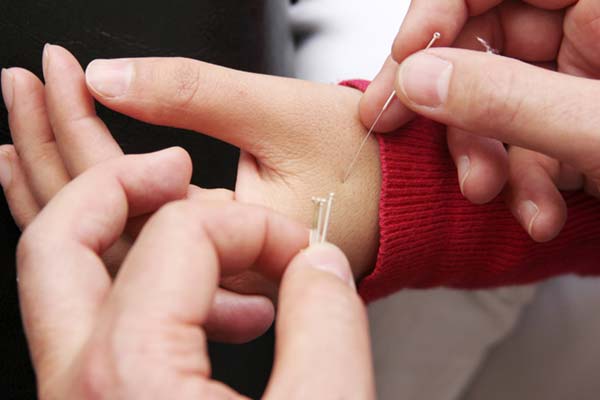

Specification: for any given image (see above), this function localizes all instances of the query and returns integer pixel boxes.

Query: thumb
[84,57,338,158]
[265,243,374,399]
[393,48,600,176]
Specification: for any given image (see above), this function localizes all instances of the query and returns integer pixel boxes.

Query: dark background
[0,0,293,398]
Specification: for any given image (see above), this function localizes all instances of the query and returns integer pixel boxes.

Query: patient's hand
[81,52,381,278]
[1,46,380,340]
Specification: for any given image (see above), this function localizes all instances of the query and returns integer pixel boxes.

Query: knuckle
[467,62,525,131]
[153,200,191,225]
[167,58,201,110]
[151,200,207,238]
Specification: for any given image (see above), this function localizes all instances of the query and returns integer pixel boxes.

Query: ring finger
[3,67,70,205]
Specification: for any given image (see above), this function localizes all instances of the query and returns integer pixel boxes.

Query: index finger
[392,0,472,63]
[84,57,359,158]
[17,148,192,377]
[107,199,309,327]
[44,45,123,176]
[391,0,576,63]
[361,0,471,131]
[393,48,600,174]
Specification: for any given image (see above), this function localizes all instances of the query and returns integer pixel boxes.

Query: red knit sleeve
[341,80,600,303]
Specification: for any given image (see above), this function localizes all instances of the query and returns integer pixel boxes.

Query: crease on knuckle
[470,65,524,133]
[168,59,202,111]
[153,200,193,228]
[151,200,210,242]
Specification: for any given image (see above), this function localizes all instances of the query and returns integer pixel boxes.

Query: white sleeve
[290,0,409,82]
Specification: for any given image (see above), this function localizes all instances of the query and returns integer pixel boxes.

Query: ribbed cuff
[341,80,600,303]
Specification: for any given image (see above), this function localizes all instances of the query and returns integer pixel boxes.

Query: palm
[417,0,600,239]
[560,1,600,78]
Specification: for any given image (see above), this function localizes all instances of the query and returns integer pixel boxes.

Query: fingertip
[7,68,45,115]
[145,147,193,194]
[162,146,193,172]
[1,68,15,111]
[43,44,82,79]
[524,199,567,243]
[360,94,415,133]
[204,291,275,344]
[288,243,354,290]
[510,195,566,243]
[506,148,568,242]
[8,67,44,91]
[83,149,193,219]
[360,58,415,133]
[269,243,372,398]
[461,157,509,205]
[448,131,508,204]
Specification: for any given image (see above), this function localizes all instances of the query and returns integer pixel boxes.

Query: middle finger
[43,45,123,176]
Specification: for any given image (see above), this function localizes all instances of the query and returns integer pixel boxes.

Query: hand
[391,47,600,239]
[16,151,374,399]
[81,54,381,276]
[0,47,294,343]
[1,46,380,341]
[360,0,600,241]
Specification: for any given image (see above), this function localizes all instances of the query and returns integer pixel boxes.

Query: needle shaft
[342,32,441,183]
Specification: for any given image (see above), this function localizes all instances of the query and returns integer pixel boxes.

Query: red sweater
[342,80,600,303]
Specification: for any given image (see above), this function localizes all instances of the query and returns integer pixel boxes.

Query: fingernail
[1,68,14,111]
[303,243,355,289]
[518,200,540,237]
[86,59,133,98]
[42,43,51,75]
[0,150,12,188]
[397,52,453,108]
[457,156,471,195]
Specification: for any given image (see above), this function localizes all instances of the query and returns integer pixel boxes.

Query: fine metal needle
[342,32,441,183]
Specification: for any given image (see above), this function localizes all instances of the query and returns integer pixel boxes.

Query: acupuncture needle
[342,32,441,183]
[309,193,335,245]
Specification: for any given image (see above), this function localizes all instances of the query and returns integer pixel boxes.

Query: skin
[361,0,600,241]
[0,45,381,342]
[14,150,375,399]
[392,47,600,238]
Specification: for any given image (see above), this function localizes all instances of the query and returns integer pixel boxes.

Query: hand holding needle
[342,32,441,183]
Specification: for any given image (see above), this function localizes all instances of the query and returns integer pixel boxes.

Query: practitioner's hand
[16,152,374,399]
[1,46,379,341]
[391,46,600,241]
[360,0,600,235]
[0,46,327,343]
[81,53,381,278]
